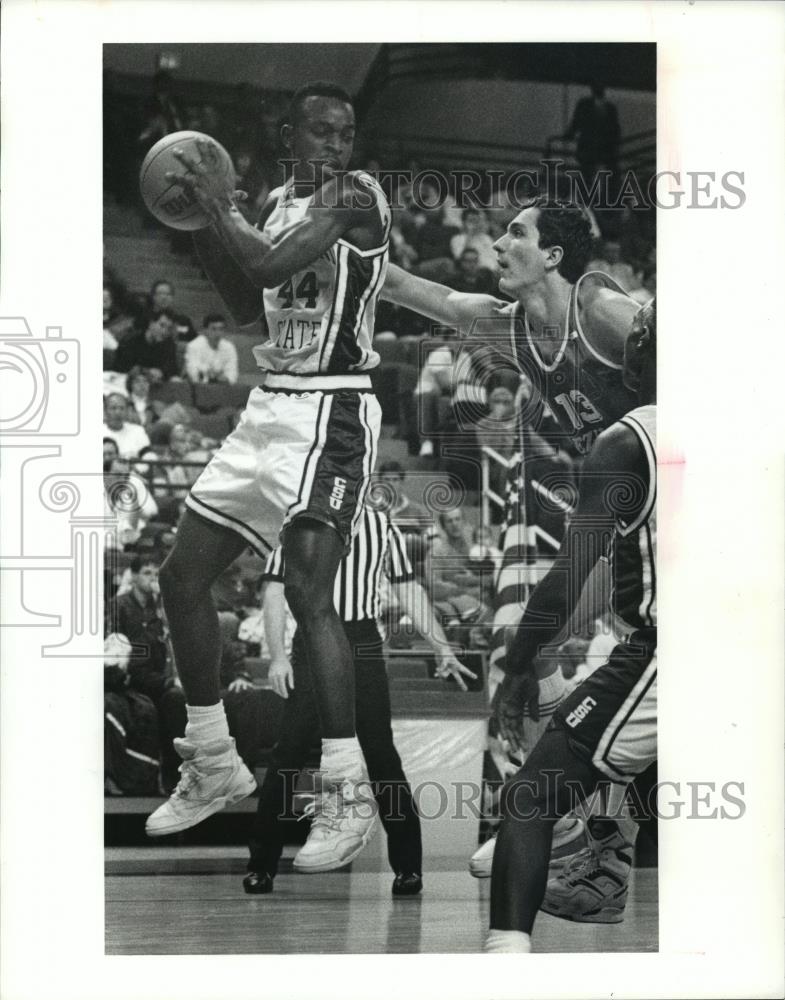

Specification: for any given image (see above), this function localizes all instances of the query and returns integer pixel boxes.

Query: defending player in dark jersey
[485,299,657,952]
[383,197,645,914]
[381,197,640,456]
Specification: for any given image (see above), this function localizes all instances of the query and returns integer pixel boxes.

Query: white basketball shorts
[186,373,381,556]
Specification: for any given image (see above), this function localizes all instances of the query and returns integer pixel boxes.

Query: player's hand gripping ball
[139,131,236,231]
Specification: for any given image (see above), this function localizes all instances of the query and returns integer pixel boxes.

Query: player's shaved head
[287,81,353,125]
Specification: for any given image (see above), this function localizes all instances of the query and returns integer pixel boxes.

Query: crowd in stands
[103,68,655,796]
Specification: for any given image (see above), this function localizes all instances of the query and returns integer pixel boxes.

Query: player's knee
[159,550,206,607]
[284,577,333,624]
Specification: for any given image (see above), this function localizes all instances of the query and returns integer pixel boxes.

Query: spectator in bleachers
[141,422,208,507]
[450,208,498,274]
[446,247,498,295]
[105,551,186,792]
[474,382,519,519]
[155,400,196,430]
[149,280,197,342]
[427,507,477,589]
[388,206,419,271]
[425,507,494,650]
[184,313,239,384]
[414,330,497,463]
[104,631,161,796]
[103,285,134,345]
[103,393,150,460]
[114,310,179,382]
[103,437,159,550]
[408,179,458,264]
[124,368,158,432]
[468,525,503,579]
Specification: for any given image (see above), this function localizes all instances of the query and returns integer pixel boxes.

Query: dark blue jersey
[507,271,640,455]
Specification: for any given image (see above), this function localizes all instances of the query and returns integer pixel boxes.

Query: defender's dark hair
[529,197,594,284]
[287,81,354,125]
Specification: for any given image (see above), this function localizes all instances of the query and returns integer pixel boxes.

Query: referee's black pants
[248,620,423,877]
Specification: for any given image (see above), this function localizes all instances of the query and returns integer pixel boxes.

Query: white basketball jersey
[612,404,657,631]
[253,172,391,376]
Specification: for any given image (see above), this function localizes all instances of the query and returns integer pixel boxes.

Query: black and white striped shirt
[263,507,414,622]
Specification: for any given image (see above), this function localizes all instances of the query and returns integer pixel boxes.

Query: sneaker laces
[298,790,344,833]
[560,846,597,882]
[170,758,204,800]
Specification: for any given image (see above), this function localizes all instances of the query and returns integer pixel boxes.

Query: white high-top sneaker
[145,737,257,837]
[293,778,378,873]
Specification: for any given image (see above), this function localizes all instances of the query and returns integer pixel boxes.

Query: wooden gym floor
[105,848,658,955]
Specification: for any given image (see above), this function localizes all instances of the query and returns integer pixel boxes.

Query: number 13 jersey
[254,172,391,376]
[509,271,640,455]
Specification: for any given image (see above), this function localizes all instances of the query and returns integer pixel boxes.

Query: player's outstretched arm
[381,263,505,337]
[504,423,645,676]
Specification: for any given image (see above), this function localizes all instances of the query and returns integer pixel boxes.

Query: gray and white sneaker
[145,737,257,837]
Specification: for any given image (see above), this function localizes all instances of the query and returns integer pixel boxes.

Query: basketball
[139,131,235,231]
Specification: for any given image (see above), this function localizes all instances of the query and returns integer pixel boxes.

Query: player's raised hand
[492,672,540,754]
[434,650,477,692]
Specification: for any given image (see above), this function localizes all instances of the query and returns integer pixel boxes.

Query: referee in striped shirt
[244,505,475,896]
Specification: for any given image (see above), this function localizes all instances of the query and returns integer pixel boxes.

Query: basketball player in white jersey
[145,83,392,870]
[485,299,657,952]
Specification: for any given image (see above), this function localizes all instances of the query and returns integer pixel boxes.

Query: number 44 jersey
[254,172,391,376]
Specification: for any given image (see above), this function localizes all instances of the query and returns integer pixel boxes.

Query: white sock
[484,929,532,953]
[522,667,568,755]
[321,736,364,784]
[185,703,230,745]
